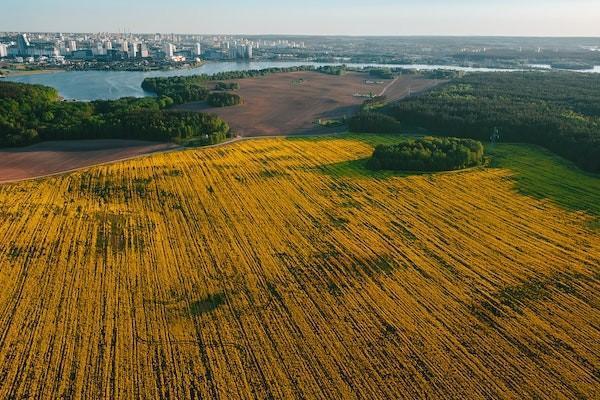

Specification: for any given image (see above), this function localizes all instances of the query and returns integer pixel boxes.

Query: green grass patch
[292,133,600,224]
[487,143,600,217]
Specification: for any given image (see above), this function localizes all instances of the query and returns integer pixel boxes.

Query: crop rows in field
[0,137,598,399]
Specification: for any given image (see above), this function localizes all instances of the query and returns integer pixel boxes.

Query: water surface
[6,61,599,100]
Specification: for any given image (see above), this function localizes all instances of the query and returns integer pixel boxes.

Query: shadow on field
[189,293,226,316]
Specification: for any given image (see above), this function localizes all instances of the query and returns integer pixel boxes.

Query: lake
[5,61,600,101]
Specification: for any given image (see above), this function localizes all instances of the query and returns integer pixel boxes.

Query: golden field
[0,136,598,399]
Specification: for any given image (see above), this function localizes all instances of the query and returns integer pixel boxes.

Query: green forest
[0,81,230,147]
[348,111,401,134]
[388,71,600,172]
[141,76,210,104]
[368,137,485,172]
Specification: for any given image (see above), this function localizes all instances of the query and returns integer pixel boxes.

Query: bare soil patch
[0,140,179,183]
[173,71,440,136]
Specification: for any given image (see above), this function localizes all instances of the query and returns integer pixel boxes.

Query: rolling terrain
[0,136,598,399]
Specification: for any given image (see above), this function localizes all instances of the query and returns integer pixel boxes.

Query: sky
[2,0,600,36]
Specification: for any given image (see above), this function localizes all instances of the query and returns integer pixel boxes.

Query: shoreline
[1,68,65,77]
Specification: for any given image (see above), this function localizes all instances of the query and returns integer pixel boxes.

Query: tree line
[368,137,485,172]
[348,111,401,134]
[215,82,240,91]
[388,71,600,172]
[0,81,230,147]
[316,65,346,75]
[368,68,394,79]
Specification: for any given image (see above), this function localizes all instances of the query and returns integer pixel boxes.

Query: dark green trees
[369,137,484,172]
[0,81,230,147]
[348,112,402,133]
[141,77,209,104]
[0,82,60,146]
[214,82,240,91]
[389,72,600,172]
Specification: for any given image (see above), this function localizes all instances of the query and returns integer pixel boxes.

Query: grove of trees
[316,65,346,75]
[368,137,485,172]
[214,82,240,91]
[207,92,242,107]
[141,76,210,104]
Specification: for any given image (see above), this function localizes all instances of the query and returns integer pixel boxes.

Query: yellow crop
[0,137,598,399]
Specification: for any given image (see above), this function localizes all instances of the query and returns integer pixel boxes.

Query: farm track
[0,137,598,399]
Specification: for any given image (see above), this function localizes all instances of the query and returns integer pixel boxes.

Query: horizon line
[2,32,600,39]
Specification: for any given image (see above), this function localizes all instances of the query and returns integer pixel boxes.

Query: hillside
[0,136,598,399]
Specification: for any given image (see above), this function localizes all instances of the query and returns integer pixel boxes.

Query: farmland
[174,71,440,136]
[0,140,180,183]
[0,135,598,399]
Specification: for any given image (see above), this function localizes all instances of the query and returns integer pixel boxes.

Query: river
[5,61,600,101]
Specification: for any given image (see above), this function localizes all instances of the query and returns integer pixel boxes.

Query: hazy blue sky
[2,0,600,36]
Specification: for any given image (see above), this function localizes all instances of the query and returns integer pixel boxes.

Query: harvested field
[0,139,179,183]
[174,71,440,136]
[0,136,598,399]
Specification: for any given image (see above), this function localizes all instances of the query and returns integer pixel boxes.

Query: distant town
[0,32,313,72]
[1,33,599,73]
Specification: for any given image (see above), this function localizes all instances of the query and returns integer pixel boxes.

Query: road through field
[378,76,399,96]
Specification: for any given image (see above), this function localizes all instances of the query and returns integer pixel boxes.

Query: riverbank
[0,68,65,77]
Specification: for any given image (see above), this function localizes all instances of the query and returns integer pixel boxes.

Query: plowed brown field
[0,140,179,183]
[174,72,439,136]
[0,137,598,399]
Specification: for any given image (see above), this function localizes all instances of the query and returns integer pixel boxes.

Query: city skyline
[2,0,600,37]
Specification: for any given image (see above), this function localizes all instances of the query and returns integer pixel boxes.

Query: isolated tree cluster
[368,137,484,172]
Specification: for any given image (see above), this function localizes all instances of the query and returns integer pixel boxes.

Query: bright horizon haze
[2,0,600,36]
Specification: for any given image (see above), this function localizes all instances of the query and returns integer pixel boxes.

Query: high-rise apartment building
[163,43,175,58]
[128,42,137,58]
[17,34,30,56]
